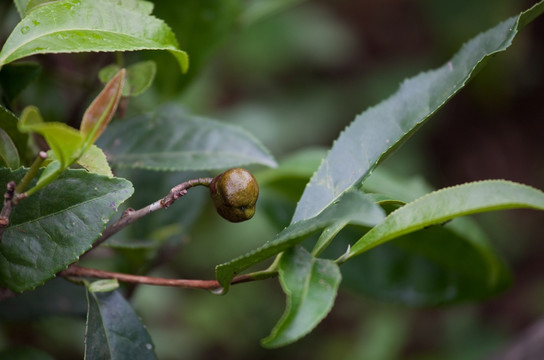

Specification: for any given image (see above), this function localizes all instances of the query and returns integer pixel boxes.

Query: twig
[60,264,257,291]
[0,152,47,241]
[0,181,16,240]
[489,317,544,360]
[88,177,213,252]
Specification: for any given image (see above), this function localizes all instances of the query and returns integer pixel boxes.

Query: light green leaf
[0,129,20,169]
[85,289,157,360]
[88,279,119,293]
[0,168,134,292]
[262,246,341,348]
[35,159,60,187]
[109,0,154,15]
[98,104,277,171]
[292,1,544,223]
[77,145,113,177]
[18,106,84,169]
[0,0,188,73]
[346,181,544,265]
[99,61,157,97]
[13,0,29,18]
[216,190,384,291]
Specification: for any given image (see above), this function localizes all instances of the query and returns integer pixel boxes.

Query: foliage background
[1,0,543,359]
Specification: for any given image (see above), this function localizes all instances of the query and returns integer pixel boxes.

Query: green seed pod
[210,168,259,222]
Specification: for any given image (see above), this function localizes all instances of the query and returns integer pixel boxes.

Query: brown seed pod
[210,168,259,222]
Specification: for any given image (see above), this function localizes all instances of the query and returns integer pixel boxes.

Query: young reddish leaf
[80,68,125,146]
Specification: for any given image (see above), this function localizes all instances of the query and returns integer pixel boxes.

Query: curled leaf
[80,68,125,146]
[18,106,84,168]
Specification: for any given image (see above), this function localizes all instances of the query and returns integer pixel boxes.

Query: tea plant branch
[60,264,277,290]
[0,181,16,237]
[0,151,47,240]
[89,177,213,251]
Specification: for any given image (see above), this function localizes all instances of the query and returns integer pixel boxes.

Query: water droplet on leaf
[21,26,30,34]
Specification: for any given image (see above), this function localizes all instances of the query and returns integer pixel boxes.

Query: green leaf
[76,145,113,177]
[262,246,341,348]
[257,148,327,186]
[0,278,87,320]
[240,0,308,26]
[13,0,29,18]
[216,190,384,291]
[291,1,544,223]
[0,62,41,104]
[340,218,510,306]
[0,129,20,169]
[98,104,277,171]
[362,168,433,204]
[18,106,84,169]
[108,0,154,15]
[149,0,241,92]
[85,289,157,360]
[99,61,157,97]
[0,105,29,162]
[0,168,133,292]
[0,0,188,73]
[347,180,544,262]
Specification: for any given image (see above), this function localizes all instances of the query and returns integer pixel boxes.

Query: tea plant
[1,0,544,358]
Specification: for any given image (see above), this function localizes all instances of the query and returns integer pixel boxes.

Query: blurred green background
[1,0,544,359]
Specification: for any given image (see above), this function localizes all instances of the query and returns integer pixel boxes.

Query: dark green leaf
[362,168,433,203]
[98,105,277,171]
[262,246,341,348]
[0,168,133,292]
[0,0,188,73]
[0,62,41,104]
[347,181,544,261]
[292,1,544,223]
[0,105,29,162]
[0,278,87,320]
[216,190,384,291]
[85,289,157,360]
[0,128,20,169]
[340,219,510,306]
